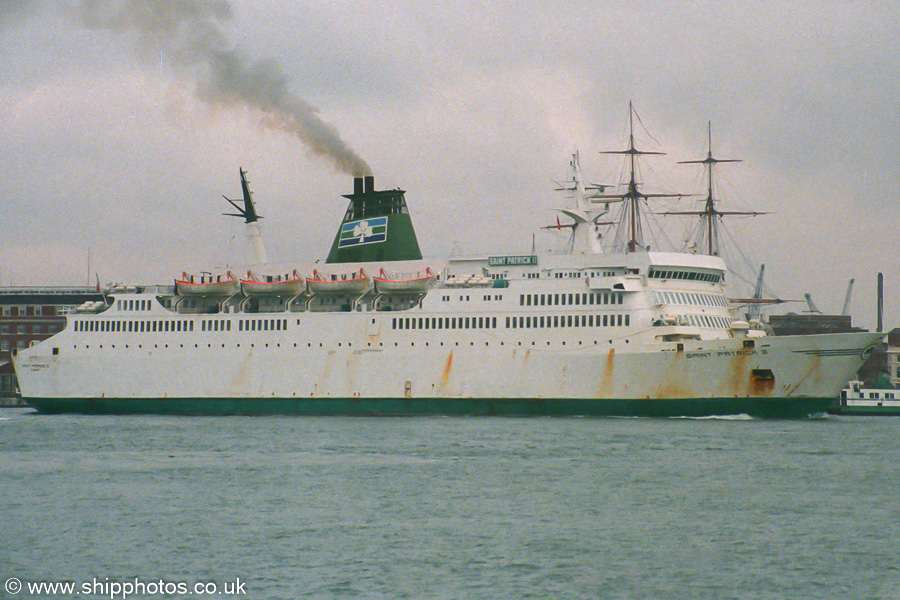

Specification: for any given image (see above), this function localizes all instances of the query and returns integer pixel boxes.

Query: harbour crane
[729,264,787,315]
[747,264,766,321]
[804,293,822,314]
[841,279,855,316]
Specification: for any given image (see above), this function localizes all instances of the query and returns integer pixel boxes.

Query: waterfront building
[0,287,105,399]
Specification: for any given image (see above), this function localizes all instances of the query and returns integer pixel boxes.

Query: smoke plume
[66,0,372,176]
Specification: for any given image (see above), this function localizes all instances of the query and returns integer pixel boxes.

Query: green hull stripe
[24,396,835,419]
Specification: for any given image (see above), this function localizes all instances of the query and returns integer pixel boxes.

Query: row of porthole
[385,339,626,347]
[72,338,627,351]
[75,342,334,350]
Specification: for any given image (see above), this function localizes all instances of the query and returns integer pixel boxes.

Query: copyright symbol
[5,577,23,594]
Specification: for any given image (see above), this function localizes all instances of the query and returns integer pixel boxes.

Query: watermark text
[5,576,246,599]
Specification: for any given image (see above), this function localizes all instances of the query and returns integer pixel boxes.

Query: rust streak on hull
[438,351,453,390]
[599,349,615,398]
[728,351,749,396]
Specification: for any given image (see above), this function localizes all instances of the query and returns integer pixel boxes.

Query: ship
[11,107,884,417]
[832,381,900,416]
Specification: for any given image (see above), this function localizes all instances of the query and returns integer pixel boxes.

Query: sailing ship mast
[597,102,675,253]
[664,123,764,256]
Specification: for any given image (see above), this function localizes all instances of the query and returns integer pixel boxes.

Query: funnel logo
[338,217,388,248]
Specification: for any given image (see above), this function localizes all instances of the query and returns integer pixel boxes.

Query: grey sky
[1,0,898,329]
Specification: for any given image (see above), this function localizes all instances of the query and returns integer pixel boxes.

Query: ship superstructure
[12,110,883,417]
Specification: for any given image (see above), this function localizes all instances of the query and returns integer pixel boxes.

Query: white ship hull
[13,266,882,418]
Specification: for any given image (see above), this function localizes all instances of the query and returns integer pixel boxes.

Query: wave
[673,413,755,421]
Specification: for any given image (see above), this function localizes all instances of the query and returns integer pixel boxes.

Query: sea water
[1,408,898,600]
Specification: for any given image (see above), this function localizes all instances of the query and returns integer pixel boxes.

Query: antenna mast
[544,151,616,254]
[223,167,269,266]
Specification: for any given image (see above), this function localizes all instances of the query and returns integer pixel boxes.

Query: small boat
[240,269,307,296]
[175,271,239,296]
[374,267,436,293]
[831,381,900,415]
[306,268,371,295]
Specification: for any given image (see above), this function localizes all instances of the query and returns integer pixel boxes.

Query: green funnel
[325,176,423,264]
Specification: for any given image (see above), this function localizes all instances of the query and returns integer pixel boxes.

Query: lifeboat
[374,267,436,294]
[175,271,239,296]
[240,269,307,296]
[306,268,371,295]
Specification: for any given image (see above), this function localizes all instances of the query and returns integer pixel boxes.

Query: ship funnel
[325,176,423,263]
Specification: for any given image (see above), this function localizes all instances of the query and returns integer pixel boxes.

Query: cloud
[1,0,899,330]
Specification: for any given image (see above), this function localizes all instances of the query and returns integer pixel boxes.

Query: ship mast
[223,167,269,265]
[663,123,764,256]
[597,102,674,253]
[544,151,616,254]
